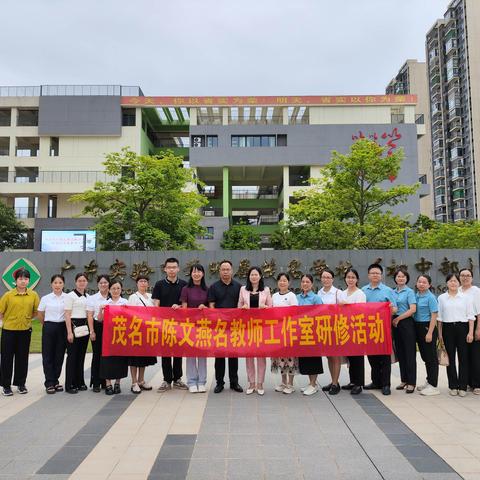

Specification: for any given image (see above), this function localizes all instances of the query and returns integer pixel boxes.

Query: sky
[0,0,451,96]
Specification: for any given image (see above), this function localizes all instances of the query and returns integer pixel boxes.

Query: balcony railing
[0,170,118,183]
[0,85,143,97]
[14,206,37,219]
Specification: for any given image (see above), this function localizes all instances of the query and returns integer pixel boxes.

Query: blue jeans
[186,357,207,386]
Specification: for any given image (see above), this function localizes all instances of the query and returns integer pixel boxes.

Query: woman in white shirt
[38,274,68,394]
[64,273,89,394]
[86,274,110,393]
[127,275,157,393]
[438,273,475,396]
[338,268,367,395]
[458,268,480,395]
[271,273,299,394]
[99,280,129,394]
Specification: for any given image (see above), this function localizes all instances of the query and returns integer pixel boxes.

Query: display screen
[40,230,96,252]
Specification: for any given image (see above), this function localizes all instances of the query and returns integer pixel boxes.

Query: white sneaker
[189,385,198,393]
[458,389,467,397]
[473,388,480,395]
[275,383,286,393]
[420,384,440,396]
[257,389,265,396]
[300,384,309,392]
[449,389,458,396]
[246,387,255,395]
[303,385,318,396]
[283,385,295,394]
[416,382,429,392]
[197,384,206,393]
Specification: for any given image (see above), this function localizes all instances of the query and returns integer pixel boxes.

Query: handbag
[73,324,90,338]
[437,342,449,367]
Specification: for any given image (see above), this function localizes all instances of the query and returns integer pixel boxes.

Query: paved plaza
[0,355,478,480]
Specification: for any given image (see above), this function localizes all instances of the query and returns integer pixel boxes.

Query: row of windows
[191,134,288,148]
[0,137,59,156]
[0,108,136,127]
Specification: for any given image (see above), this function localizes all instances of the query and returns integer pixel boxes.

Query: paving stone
[150,459,190,476]
[164,434,197,446]
[158,445,195,459]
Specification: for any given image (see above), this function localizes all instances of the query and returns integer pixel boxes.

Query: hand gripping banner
[102,303,392,357]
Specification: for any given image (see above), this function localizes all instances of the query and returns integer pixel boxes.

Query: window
[0,167,8,182]
[17,109,38,127]
[15,167,38,183]
[0,137,9,155]
[419,175,427,184]
[0,109,11,126]
[289,166,310,186]
[14,197,38,219]
[191,135,218,147]
[122,108,136,126]
[48,195,57,218]
[231,134,285,147]
[16,137,39,157]
[50,137,59,156]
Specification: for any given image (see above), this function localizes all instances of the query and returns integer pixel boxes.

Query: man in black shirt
[207,260,243,393]
[152,258,188,392]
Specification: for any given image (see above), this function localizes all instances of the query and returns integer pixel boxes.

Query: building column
[222,108,229,125]
[222,167,230,218]
[282,166,290,218]
[282,107,289,125]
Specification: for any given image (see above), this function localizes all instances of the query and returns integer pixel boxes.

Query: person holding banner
[238,266,272,396]
[37,274,68,394]
[392,269,417,394]
[438,273,475,397]
[362,263,397,396]
[0,268,39,396]
[152,258,188,393]
[64,273,90,394]
[318,269,341,395]
[297,274,323,396]
[208,260,243,393]
[272,273,299,394]
[414,274,440,396]
[338,267,366,395]
[458,268,480,395]
[180,264,209,394]
[86,274,110,393]
[98,280,129,394]
[127,275,157,394]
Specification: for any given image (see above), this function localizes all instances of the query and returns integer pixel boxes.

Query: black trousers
[442,322,469,390]
[42,322,66,388]
[65,318,89,389]
[468,320,480,389]
[215,357,239,386]
[367,354,391,387]
[392,317,417,385]
[90,320,105,388]
[348,356,364,386]
[415,322,439,388]
[1,329,31,388]
[162,357,183,383]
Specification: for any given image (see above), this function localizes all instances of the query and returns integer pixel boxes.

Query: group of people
[0,258,479,399]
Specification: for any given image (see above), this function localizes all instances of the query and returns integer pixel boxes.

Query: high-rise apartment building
[386,59,433,217]
[0,86,426,250]
[426,0,480,222]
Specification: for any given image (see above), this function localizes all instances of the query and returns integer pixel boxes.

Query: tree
[0,202,27,251]
[220,223,262,250]
[285,139,419,249]
[409,221,480,249]
[70,148,207,250]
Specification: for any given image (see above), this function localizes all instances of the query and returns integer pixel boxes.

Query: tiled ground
[0,354,477,479]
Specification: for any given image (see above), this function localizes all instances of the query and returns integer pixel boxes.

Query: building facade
[0,87,426,250]
[426,0,480,222]
[386,59,433,218]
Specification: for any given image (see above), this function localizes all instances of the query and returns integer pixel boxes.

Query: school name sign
[102,304,392,357]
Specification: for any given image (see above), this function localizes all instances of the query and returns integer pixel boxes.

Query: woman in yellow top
[0,268,39,396]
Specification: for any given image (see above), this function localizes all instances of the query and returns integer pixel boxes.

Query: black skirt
[100,356,128,380]
[299,356,324,375]
[128,356,157,367]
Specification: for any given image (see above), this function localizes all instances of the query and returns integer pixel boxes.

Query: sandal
[395,383,407,390]
[405,385,415,394]
[139,381,152,391]
[46,386,56,394]
[105,385,114,395]
[55,384,64,392]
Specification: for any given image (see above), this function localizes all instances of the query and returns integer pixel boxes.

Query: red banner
[102,303,392,357]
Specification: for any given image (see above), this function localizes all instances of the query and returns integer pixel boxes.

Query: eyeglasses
[460,274,472,278]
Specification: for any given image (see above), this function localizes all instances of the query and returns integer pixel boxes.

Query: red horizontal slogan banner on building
[102,304,392,358]
[121,94,417,107]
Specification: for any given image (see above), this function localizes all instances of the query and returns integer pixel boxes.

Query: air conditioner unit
[204,210,215,216]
